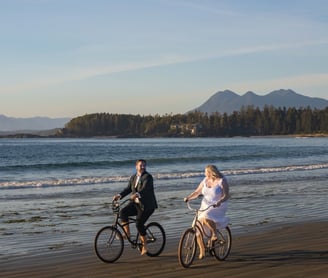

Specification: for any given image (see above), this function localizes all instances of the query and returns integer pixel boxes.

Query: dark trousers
[120,202,154,236]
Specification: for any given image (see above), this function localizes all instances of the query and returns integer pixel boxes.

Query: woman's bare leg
[196,234,205,259]
[196,221,205,259]
[204,218,217,241]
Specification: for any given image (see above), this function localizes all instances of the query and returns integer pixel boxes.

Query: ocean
[0,137,327,259]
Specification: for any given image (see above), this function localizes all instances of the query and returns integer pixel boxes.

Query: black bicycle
[94,199,166,263]
[178,200,232,268]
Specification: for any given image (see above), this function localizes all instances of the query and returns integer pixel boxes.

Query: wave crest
[1,163,327,189]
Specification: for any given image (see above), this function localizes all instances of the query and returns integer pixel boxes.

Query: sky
[1,0,328,118]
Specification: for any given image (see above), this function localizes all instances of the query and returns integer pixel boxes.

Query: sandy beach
[1,221,327,278]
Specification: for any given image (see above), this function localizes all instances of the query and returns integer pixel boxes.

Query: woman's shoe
[198,248,205,259]
[207,235,218,247]
[211,235,218,243]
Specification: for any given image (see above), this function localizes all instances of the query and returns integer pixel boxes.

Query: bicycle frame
[111,199,142,248]
[186,201,215,247]
[95,199,166,263]
[178,200,232,268]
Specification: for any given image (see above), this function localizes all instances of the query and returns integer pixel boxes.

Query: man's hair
[136,159,147,165]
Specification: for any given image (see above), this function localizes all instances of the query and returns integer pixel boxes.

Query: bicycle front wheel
[213,226,232,260]
[94,226,124,263]
[178,228,197,268]
[138,222,166,257]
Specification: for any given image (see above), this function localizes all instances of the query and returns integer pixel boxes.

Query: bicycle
[178,200,232,268]
[94,199,166,263]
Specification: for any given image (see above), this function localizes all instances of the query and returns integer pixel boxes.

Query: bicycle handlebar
[112,198,131,213]
[185,200,215,212]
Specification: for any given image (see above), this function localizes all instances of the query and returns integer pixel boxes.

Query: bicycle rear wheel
[94,226,124,263]
[178,228,197,268]
[138,222,166,257]
[213,226,231,260]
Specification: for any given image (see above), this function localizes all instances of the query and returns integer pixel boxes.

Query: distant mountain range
[1,89,327,133]
[0,115,71,132]
[190,89,328,115]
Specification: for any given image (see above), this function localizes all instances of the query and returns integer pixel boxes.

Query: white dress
[198,177,229,230]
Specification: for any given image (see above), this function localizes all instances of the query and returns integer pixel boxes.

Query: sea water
[0,137,327,259]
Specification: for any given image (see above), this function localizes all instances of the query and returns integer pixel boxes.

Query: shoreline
[2,221,327,278]
[1,132,328,139]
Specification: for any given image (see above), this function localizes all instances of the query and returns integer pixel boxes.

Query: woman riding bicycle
[113,159,158,255]
[184,164,230,259]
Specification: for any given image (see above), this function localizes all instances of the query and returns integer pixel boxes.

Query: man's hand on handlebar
[113,194,121,201]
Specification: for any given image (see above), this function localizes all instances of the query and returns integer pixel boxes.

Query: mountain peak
[267,89,297,96]
[243,91,257,97]
[217,89,239,96]
[190,89,328,114]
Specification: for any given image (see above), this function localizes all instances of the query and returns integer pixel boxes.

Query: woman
[184,164,230,259]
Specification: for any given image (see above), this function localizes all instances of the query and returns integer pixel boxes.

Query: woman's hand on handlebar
[213,201,221,208]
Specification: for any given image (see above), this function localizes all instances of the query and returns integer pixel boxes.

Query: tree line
[60,105,328,137]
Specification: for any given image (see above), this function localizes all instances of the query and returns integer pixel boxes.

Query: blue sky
[1,0,328,118]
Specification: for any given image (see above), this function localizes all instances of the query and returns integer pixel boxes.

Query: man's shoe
[140,247,148,255]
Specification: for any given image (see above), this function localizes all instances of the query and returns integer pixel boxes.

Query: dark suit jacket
[119,171,158,211]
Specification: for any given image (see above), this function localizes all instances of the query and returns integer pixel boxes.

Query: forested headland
[59,105,328,138]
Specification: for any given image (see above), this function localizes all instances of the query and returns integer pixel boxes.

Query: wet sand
[1,221,327,278]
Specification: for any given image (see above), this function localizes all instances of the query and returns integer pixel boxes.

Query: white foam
[1,163,327,189]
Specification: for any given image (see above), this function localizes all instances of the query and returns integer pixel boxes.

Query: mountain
[0,115,71,132]
[190,89,328,115]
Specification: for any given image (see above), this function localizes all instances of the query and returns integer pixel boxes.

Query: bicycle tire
[137,222,166,257]
[178,228,197,268]
[213,226,232,261]
[94,226,124,263]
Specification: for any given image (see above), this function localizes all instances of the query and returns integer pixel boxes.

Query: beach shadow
[166,249,327,271]
[231,249,328,265]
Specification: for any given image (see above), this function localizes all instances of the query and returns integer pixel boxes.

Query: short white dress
[198,177,229,230]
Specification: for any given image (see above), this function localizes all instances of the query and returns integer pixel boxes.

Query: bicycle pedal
[146,237,154,243]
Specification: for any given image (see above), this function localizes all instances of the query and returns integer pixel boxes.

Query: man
[113,159,158,255]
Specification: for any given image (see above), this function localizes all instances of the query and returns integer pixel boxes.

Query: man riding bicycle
[113,159,158,255]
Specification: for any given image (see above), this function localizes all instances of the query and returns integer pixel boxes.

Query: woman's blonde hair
[205,164,223,179]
